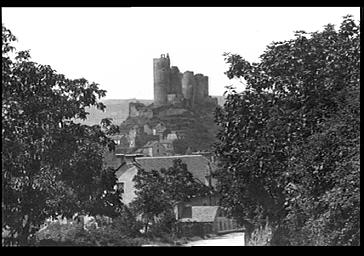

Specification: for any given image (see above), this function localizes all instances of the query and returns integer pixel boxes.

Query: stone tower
[193,74,205,105]
[182,71,195,103]
[202,75,209,98]
[153,54,171,106]
[153,53,210,107]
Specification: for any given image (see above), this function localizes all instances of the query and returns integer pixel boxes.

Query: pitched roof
[135,155,212,184]
[180,206,219,223]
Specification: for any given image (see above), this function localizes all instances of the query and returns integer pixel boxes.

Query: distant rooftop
[136,154,204,160]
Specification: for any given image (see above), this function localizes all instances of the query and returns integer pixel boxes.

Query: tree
[130,159,212,233]
[2,26,122,245]
[130,168,170,233]
[172,139,189,154]
[214,16,360,245]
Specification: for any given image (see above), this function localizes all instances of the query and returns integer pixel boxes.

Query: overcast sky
[2,7,360,100]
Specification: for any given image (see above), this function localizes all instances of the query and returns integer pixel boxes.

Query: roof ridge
[136,155,204,160]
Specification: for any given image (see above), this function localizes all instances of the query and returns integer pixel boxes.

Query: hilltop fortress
[107,54,219,158]
[153,53,216,107]
[128,53,217,119]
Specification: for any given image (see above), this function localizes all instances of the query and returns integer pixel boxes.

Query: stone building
[134,140,170,157]
[128,126,138,148]
[153,122,167,139]
[143,124,153,135]
[129,102,153,119]
[153,53,210,107]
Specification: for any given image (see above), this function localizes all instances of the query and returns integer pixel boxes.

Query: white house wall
[116,165,139,205]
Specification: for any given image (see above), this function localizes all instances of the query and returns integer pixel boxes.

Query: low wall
[176,222,214,238]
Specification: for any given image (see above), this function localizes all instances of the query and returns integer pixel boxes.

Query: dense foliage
[35,209,144,246]
[131,159,212,232]
[214,16,360,245]
[2,26,122,245]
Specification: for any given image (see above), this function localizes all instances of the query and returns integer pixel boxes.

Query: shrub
[110,213,143,238]
[247,224,273,246]
[35,221,83,244]
[35,211,145,246]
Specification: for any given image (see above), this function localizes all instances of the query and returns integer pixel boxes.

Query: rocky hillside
[120,99,221,153]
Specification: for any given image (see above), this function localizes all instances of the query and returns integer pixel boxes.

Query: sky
[2,7,360,100]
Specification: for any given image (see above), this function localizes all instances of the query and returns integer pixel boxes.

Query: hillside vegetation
[76,97,225,126]
[120,100,220,153]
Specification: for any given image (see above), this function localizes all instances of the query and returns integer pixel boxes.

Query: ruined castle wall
[129,104,140,118]
[170,66,182,96]
[202,76,209,98]
[182,71,195,100]
[153,54,170,106]
[159,108,188,117]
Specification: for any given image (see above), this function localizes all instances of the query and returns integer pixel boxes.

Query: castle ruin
[153,53,210,107]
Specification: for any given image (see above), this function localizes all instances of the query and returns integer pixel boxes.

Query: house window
[116,182,124,193]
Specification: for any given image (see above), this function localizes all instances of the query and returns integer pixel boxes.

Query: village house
[113,154,217,205]
[159,140,174,154]
[143,124,153,135]
[153,122,167,139]
[165,130,178,141]
[134,140,171,157]
[108,153,242,236]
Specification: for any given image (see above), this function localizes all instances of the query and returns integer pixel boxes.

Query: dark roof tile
[135,155,212,184]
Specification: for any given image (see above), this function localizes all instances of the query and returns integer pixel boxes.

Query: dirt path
[184,232,245,246]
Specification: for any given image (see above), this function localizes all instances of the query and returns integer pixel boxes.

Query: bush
[74,226,142,246]
[110,213,144,238]
[36,222,146,246]
[146,211,177,244]
[35,210,145,246]
[35,221,83,244]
